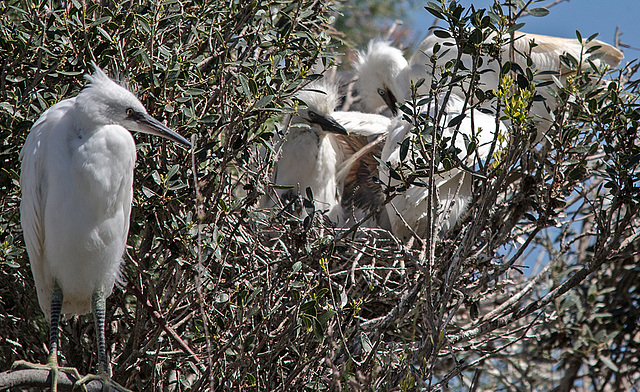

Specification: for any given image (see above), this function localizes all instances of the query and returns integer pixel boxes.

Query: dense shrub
[1,1,639,391]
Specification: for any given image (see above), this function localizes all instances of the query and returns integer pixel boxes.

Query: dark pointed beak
[132,112,192,148]
[314,113,348,135]
[382,88,398,116]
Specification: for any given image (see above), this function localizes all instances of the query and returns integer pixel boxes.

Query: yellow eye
[377,88,386,97]
[126,108,134,116]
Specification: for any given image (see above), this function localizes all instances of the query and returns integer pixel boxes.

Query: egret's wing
[333,111,390,214]
[332,111,391,137]
[19,99,76,317]
[20,115,52,316]
[339,134,386,217]
[441,95,508,168]
[20,123,47,266]
[513,32,623,77]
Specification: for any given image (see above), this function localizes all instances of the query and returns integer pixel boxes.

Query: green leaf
[360,332,373,354]
[506,23,526,34]
[527,7,549,17]
[255,95,273,108]
[433,29,451,39]
[599,356,619,372]
[185,88,205,96]
[400,137,410,161]
[237,73,251,98]
[305,186,314,201]
[448,113,466,128]
[317,309,335,325]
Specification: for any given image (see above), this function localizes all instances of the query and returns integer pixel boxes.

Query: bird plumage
[355,40,410,115]
[18,63,190,389]
[21,81,137,319]
[267,80,392,227]
[380,94,507,239]
[268,80,349,223]
[409,32,623,124]
[356,32,623,128]
[333,111,391,227]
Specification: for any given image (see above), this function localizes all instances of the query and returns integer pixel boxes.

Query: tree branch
[0,369,103,392]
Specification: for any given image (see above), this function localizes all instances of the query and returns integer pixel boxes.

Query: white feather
[380,94,507,240]
[356,32,622,136]
[20,64,189,320]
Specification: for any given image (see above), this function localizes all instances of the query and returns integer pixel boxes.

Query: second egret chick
[380,94,507,240]
[354,40,410,116]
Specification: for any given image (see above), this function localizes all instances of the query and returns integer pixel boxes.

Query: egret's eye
[377,88,386,97]
[126,108,135,116]
[307,110,319,121]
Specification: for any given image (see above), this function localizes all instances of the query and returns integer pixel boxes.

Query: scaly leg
[12,283,84,392]
[75,289,130,392]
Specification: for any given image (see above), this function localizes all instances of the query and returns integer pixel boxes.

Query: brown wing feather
[338,134,386,218]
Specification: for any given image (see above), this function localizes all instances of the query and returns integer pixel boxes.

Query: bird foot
[74,372,131,392]
[11,357,84,392]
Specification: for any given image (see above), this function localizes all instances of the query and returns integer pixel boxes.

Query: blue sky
[407,0,640,65]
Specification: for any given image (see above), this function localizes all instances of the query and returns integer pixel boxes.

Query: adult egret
[409,32,623,131]
[356,33,623,133]
[266,80,391,228]
[15,63,191,391]
[380,93,507,240]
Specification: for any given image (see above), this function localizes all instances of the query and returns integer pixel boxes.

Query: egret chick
[15,63,191,391]
[267,80,392,228]
[380,94,507,240]
[267,80,349,224]
[354,40,410,115]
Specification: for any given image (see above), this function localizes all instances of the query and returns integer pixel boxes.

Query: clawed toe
[74,372,131,392]
[11,358,83,392]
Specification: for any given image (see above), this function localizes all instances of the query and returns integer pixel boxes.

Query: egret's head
[355,40,409,115]
[77,63,191,147]
[293,80,347,135]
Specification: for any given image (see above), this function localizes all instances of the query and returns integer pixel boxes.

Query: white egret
[380,93,507,240]
[266,80,350,224]
[266,80,392,228]
[14,63,191,391]
[409,32,623,130]
[356,33,623,132]
[355,40,410,115]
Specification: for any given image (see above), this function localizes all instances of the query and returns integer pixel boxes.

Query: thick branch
[0,369,102,392]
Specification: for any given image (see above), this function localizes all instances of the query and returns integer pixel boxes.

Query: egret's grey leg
[47,283,63,391]
[11,283,83,392]
[75,288,131,392]
[93,288,109,375]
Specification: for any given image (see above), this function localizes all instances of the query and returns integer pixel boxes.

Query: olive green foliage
[376,1,640,389]
[1,0,640,391]
[0,0,337,390]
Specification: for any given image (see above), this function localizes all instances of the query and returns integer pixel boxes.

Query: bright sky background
[407,0,640,65]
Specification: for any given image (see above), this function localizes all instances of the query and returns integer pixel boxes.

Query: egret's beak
[314,114,348,135]
[382,88,398,116]
[131,112,192,148]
